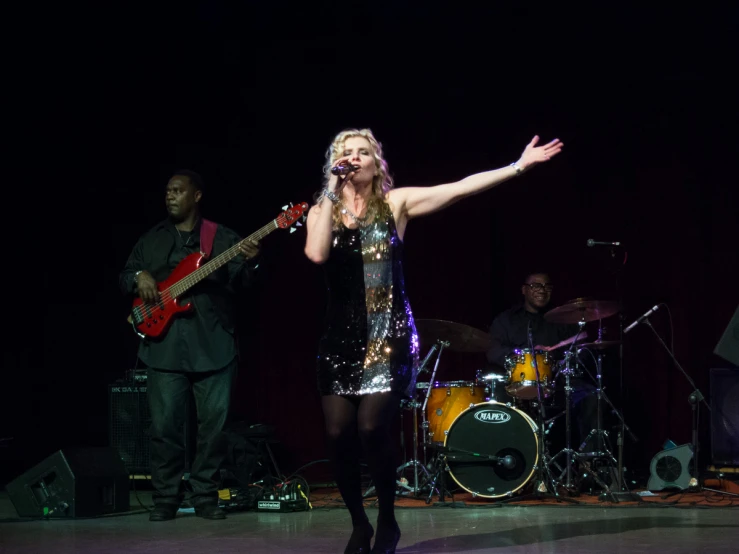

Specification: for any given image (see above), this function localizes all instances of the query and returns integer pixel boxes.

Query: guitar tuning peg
[282,205,288,211]
[301,215,307,222]
[295,221,303,227]
[290,227,297,234]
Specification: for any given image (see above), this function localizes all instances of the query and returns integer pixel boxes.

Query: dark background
[4,3,738,486]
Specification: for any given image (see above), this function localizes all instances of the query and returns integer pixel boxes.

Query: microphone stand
[434,444,516,467]
[616,247,627,493]
[598,241,640,501]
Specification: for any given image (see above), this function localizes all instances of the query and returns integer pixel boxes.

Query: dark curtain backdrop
[4,3,738,484]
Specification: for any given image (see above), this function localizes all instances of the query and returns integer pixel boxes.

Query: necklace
[176,227,193,247]
[338,199,371,228]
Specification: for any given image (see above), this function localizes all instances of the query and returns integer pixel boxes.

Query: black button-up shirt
[119,218,260,372]
[486,304,578,371]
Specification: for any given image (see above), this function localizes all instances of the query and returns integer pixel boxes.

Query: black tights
[322,392,402,528]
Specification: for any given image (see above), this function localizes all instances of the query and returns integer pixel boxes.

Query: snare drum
[504,348,553,399]
[426,381,486,443]
[475,369,510,403]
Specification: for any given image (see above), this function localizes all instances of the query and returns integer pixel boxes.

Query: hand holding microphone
[331,162,360,175]
[327,157,360,193]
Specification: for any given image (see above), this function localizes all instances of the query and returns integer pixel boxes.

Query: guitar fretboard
[167,219,280,298]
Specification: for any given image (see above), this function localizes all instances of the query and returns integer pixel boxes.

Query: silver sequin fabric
[316,212,419,397]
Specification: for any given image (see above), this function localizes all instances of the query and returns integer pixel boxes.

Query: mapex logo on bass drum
[474,410,511,423]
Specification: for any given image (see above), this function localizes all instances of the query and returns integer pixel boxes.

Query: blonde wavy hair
[316,128,394,228]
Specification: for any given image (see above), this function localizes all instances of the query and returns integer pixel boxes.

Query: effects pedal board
[256,498,309,512]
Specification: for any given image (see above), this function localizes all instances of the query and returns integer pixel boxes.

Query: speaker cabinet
[648,444,694,491]
[710,368,739,466]
[109,381,194,475]
[714,304,739,367]
[5,447,130,518]
[109,384,151,474]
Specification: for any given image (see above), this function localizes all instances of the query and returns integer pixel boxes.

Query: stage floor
[1,488,738,553]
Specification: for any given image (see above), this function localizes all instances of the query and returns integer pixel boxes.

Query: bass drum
[444,401,539,499]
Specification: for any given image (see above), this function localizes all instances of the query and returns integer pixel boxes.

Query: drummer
[486,271,597,451]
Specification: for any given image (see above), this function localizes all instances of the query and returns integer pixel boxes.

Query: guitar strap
[200,218,218,259]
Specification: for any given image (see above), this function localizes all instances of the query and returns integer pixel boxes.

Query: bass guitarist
[119,169,261,521]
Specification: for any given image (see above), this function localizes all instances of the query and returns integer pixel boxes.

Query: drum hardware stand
[581,353,640,501]
[546,341,615,502]
[577,351,617,462]
[365,339,450,499]
[420,340,449,467]
[410,339,450,499]
[392,397,433,496]
[547,321,598,495]
[403,343,439,478]
[503,322,579,504]
[636,315,739,499]
[547,346,582,492]
[592,239,640,500]
[424,449,450,505]
[575,345,638,502]
[574,347,620,501]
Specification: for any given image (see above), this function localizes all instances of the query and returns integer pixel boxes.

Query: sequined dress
[317,211,419,397]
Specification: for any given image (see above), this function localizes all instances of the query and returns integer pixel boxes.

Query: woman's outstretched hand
[518,136,563,171]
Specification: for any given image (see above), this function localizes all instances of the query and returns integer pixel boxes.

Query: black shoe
[371,520,400,554]
[149,504,178,522]
[344,521,374,554]
[195,503,227,520]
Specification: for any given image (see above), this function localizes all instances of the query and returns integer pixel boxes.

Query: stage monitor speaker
[714,304,739,367]
[647,443,693,491]
[5,447,130,518]
[710,368,739,466]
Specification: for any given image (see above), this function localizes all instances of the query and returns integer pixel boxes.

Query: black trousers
[146,360,235,507]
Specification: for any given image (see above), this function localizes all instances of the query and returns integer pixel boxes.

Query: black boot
[344,521,374,554]
[371,519,400,553]
[195,503,227,520]
[149,503,178,522]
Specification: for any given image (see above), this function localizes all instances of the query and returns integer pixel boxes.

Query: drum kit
[387,298,638,503]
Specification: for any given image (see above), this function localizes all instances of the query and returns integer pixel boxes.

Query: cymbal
[415,319,491,353]
[578,340,622,350]
[544,298,619,324]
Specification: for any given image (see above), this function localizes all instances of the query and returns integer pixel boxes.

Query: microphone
[499,455,516,469]
[445,453,516,467]
[587,239,621,247]
[331,163,360,175]
[624,305,660,334]
[442,446,516,468]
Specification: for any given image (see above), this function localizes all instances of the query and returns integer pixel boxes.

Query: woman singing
[305,128,562,553]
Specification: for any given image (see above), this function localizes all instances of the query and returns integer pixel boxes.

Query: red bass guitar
[128,202,309,339]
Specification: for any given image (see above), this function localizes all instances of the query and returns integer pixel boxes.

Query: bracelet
[322,189,340,203]
[510,161,523,176]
